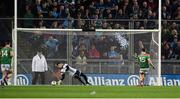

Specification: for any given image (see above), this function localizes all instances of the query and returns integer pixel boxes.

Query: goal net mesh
[13,29,159,86]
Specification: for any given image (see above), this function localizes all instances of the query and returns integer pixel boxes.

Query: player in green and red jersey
[0,41,13,86]
[137,48,155,86]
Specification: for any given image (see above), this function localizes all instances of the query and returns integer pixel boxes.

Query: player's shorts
[1,64,11,71]
[73,70,81,77]
[140,68,149,74]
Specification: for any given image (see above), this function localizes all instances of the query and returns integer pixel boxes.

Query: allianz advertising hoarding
[87,74,180,86]
[1,74,180,86]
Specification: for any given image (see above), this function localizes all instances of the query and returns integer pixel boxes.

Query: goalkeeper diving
[53,62,91,85]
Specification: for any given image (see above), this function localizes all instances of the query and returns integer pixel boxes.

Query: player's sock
[1,80,4,86]
[3,78,8,86]
[80,73,91,85]
[139,81,144,86]
[74,76,86,85]
[60,74,65,81]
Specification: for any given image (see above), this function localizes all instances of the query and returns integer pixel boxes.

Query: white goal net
[12,29,160,86]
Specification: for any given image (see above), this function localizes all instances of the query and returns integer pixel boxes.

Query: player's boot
[0,81,5,88]
[140,81,144,87]
[86,82,92,86]
[138,80,143,87]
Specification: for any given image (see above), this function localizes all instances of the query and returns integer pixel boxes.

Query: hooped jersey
[137,53,150,68]
[0,47,12,64]
[61,64,77,76]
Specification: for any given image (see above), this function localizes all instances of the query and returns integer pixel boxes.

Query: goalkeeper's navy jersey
[61,64,77,76]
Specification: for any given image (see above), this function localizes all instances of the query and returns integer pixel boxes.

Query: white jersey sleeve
[60,64,77,76]
[60,64,68,73]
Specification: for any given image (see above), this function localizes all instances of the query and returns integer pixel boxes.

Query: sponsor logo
[87,74,180,86]
[17,74,29,85]
[149,77,180,86]
[127,75,140,86]
[88,76,125,86]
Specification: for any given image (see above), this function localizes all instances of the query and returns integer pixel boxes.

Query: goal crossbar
[17,28,159,32]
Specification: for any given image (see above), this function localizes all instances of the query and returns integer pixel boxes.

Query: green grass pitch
[0,86,180,98]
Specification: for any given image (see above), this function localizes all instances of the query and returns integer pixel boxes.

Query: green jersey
[138,53,150,68]
[0,47,12,64]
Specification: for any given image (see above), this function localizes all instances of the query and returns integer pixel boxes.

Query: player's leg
[74,75,86,85]
[60,73,65,81]
[56,73,65,85]
[53,70,61,80]
[1,64,9,86]
[40,72,45,84]
[1,71,8,85]
[80,72,91,85]
[73,70,86,85]
[32,72,39,85]
[144,69,149,86]
[139,72,145,86]
[6,65,13,85]
[7,69,13,85]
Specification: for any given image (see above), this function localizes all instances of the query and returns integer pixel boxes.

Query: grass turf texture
[0,86,180,98]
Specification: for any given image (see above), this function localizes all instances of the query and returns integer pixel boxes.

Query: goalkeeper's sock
[74,76,86,85]
[80,73,91,85]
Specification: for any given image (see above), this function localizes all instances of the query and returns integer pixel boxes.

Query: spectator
[174,8,180,20]
[52,7,59,18]
[107,46,119,59]
[162,6,170,19]
[147,0,157,11]
[96,35,109,58]
[37,21,46,28]
[20,0,159,29]
[78,43,86,52]
[76,50,87,65]
[88,44,100,59]
[132,1,140,16]
[32,49,48,85]
[162,41,171,59]
[23,5,34,28]
[51,21,59,28]
[174,41,180,59]
[141,1,148,18]
[44,36,59,58]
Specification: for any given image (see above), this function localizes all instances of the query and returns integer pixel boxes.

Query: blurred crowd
[20,31,128,65]
[17,0,180,60]
[161,0,180,60]
[19,0,158,29]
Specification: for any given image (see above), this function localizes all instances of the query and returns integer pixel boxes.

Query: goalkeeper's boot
[86,82,92,86]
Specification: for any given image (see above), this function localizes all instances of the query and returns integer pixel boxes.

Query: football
[51,81,57,85]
